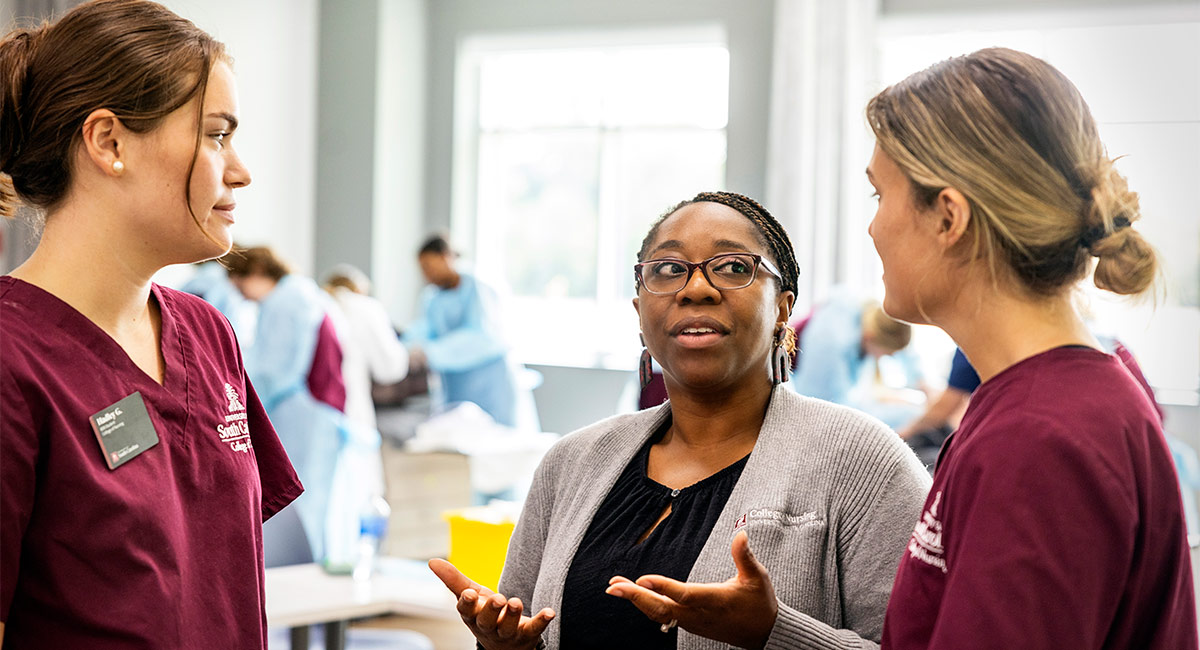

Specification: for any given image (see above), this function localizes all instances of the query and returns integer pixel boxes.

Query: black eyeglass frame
[633,253,783,296]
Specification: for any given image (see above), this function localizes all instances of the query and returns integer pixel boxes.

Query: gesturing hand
[604,530,778,649]
[428,558,555,650]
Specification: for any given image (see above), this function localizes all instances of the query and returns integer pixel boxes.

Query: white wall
[162,0,320,276]
[372,0,427,325]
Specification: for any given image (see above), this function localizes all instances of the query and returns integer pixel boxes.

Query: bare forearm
[897,388,969,439]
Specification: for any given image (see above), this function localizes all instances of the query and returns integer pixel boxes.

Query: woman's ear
[79,108,125,176]
[776,290,795,324]
[934,187,971,248]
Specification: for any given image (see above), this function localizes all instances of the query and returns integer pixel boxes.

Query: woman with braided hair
[864,48,1196,649]
[431,191,929,649]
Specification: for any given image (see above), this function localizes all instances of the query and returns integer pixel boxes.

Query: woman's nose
[675,265,721,303]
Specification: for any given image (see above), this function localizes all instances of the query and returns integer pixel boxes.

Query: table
[266,559,458,650]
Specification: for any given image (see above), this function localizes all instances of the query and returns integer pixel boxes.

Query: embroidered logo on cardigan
[735,509,823,529]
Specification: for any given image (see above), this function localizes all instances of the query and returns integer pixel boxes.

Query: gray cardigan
[498,385,931,649]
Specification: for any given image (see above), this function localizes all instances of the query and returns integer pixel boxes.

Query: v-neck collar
[1,276,188,400]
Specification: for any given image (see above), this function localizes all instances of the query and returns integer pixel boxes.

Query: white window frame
[451,25,730,369]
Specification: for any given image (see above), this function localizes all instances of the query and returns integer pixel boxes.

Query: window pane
[479,50,606,130]
[478,44,729,130]
[477,131,601,299]
[610,129,727,299]
[605,45,729,128]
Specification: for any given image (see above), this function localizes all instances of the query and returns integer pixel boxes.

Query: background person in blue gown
[404,235,518,427]
[788,289,925,428]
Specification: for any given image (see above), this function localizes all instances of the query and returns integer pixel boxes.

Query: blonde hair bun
[1085,160,1157,295]
[866,47,1159,299]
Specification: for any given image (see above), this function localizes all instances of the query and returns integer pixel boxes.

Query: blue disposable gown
[179,261,254,337]
[243,275,376,562]
[789,290,922,428]
[403,272,517,426]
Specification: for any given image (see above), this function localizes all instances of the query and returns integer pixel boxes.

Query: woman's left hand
[605,530,778,649]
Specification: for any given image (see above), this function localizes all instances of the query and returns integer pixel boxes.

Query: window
[453,28,729,368]
[876,8,1200,404]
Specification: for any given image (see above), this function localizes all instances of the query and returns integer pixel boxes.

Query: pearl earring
[112,160,125,174]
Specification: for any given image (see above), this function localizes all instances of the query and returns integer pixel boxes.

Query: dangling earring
[639,334,654,389]
[111,160,125,175]
[770,323,796,385]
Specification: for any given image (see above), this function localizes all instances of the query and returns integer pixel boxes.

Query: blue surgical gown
[789,291,923,428]
[403,272,517,427]
[243,275,375,562]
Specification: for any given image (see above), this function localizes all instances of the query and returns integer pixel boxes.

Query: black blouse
[558,424,750,648]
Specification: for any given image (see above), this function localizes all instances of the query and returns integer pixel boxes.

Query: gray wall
[314,0,380,278]
[421,0,777,237]
[310,0,427,327]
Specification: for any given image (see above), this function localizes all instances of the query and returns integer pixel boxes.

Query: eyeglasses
[634,253,782,295]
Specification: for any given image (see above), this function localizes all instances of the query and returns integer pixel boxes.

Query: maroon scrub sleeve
[0,368,38,621]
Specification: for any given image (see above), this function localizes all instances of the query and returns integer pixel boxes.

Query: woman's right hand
[429,558,554,650]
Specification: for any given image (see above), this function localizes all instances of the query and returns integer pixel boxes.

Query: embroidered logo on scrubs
[217,383,252,454]
[907,490,947,573]
[225,383,245,412]
[733,513,748,532]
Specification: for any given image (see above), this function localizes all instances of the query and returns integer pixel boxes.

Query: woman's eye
[714,259,750,274]
[652,262,687,277]
[870,191,880,202]
[210,132,230,148]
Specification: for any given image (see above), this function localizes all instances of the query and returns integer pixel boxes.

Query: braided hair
[636,191,799,299]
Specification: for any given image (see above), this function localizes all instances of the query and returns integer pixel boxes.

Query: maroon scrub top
[882,346,1197,649]
[0,276,303,649]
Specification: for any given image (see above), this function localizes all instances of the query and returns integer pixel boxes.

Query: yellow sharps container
[442,506,517,592]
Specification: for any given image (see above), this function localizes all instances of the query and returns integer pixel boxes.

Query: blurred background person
[225,245,362,563]
[404,234,519,428]
[895,348,974,467]
[789,290,926,429]
[321,263,410,562]
[323,263,410,434]
[179,259,253,335]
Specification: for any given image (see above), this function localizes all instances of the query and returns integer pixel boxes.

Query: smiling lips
[213,203,236,222]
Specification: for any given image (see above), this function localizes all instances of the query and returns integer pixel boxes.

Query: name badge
[88,392,160,470]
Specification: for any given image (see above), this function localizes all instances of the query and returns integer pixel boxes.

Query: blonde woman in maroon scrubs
[865,48,1196,649]
[0,1,302,647]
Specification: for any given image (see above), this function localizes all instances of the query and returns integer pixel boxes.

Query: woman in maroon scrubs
[865,48,1196,649]
[0,1,302,647]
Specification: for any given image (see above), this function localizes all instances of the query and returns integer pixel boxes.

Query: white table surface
[266,559,459,628]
